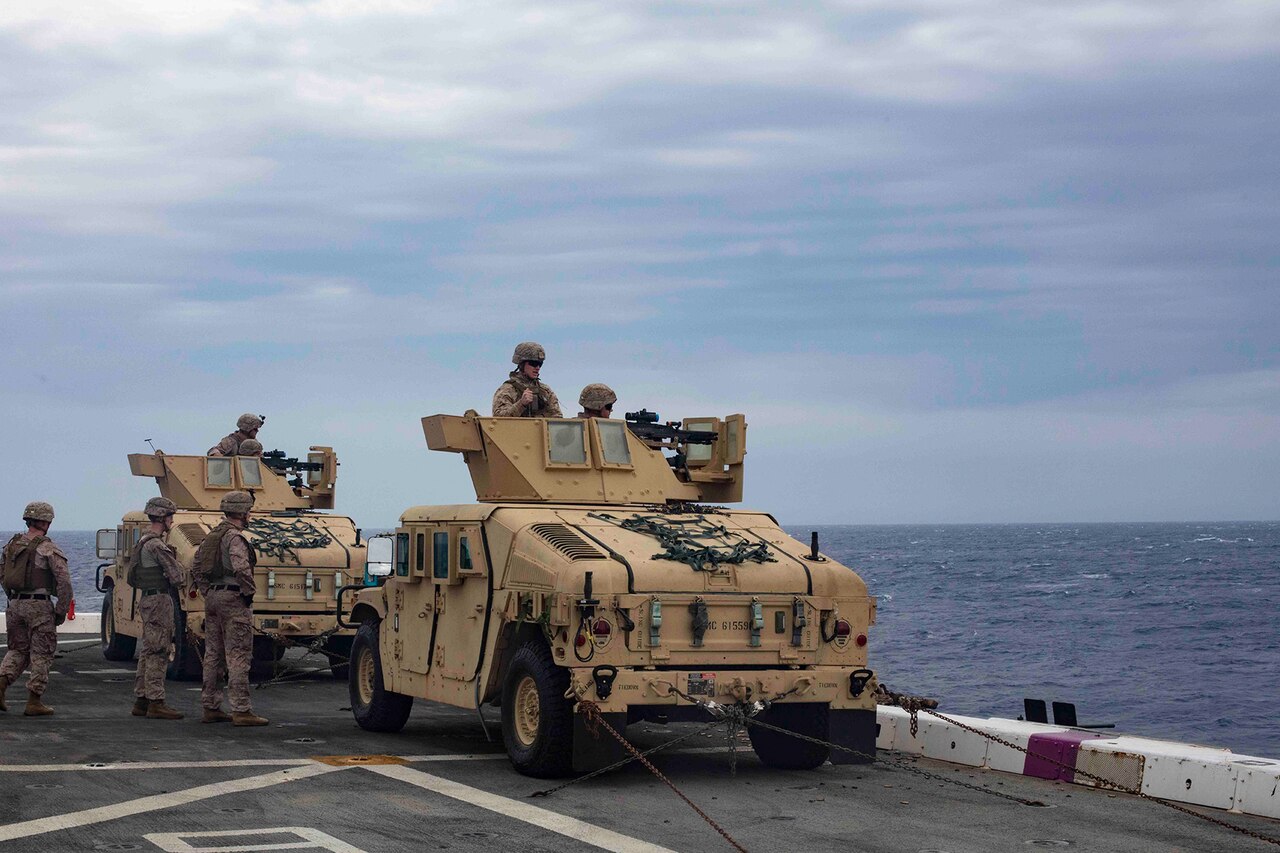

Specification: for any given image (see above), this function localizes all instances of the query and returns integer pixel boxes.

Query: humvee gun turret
[96,447,367,679]
[344,412,878,777]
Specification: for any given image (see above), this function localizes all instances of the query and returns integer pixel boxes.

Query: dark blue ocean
[784,522,1280,758]
[26,522,1280,758]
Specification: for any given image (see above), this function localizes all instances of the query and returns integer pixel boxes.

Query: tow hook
[850,668,873,698]
[592,665,619,700]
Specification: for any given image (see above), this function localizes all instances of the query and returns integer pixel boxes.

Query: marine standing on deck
[0,502,73,716]
[577,383,617,418]
[130,497,186,721]
[208,414,264,457]
[194,490,268,726]
[492,342,563,417]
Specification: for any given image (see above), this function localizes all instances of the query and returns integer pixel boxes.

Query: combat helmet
[144,497,177,518]
[511,342,546,365]
[220,491,254,515]
[22,501,54,523]
[579,383,617,410]
[236,413,264,433]
[238,439,263,456]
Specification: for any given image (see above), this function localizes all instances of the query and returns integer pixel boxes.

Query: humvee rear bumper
[567,665,878,713]
[567,666,878,772]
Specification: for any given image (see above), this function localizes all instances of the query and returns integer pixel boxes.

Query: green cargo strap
[689,597,708,647]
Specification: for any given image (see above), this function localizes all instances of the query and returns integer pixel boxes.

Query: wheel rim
[355,645,376,707]
[101,594,113,647]
[513,675,541,748]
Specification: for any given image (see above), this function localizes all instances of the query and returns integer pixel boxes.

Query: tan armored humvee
[344,411,879,777]
[96,447,367,679]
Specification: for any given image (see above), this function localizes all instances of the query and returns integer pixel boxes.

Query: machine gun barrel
[261,450,324,473]
[624,411,718,445]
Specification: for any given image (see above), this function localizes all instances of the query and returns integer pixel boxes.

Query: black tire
[747,702,831,770]
[323,635,352,680]
[166,601,203,682]
[500,640,574,778]
[100,586,137,662]
[349,621,413,732]
[250,636,281,679]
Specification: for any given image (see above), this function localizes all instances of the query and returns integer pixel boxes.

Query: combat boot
[0,675,10,712]
[146,700,184,720]
[232,710,269,727]
[202,707,233,723]
[131,696,150,717]
[24,693,54,716]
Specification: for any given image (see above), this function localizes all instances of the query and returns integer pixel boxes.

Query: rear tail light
[592,618,611,638]
[856,633,867,647]
[833,619,852,637]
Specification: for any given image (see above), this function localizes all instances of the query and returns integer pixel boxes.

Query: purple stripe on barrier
[1024,731,1105,782]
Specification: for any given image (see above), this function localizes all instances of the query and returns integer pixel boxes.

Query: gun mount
[422,411,746,504]
[128,446,340,511]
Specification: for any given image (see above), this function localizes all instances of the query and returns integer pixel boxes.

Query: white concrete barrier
[1232,757,1280,819]
[874,707,1280,822]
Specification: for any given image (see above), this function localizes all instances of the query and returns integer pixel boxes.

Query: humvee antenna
[145,438,157,453]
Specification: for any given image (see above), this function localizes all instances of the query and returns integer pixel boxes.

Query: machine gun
[625,410,718,446]
[262,450,324,488]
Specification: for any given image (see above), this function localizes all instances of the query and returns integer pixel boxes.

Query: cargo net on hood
[592,512,776,572]
[247,518,332,564]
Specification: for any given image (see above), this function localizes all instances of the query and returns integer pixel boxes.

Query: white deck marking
[75,668,138,675]
[398,754,507,763]
[0,764,347,842]
[0,759,318,773]
[365,764,678,853]
[145,826,366,853]
[0,639,100,650]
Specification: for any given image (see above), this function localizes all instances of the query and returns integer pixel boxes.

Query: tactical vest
[127,533,166,591]
[195,522,235,584]
[2,534,52,595]
[198,523,256,584]
[502,377,546,416]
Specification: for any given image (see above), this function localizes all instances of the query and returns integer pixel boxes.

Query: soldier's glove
[55,613,67,626]
[241,593,254,608]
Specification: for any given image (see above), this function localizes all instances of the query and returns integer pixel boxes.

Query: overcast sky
[2,1,1277,528]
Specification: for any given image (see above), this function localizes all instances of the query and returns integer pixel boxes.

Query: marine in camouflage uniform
[576,383,617,418]
[237,439,263,456]
[492,341,563,417]
[193,490,268,726]
[0,502,73,716]
[208,413,264,457]
[130,497,186,720]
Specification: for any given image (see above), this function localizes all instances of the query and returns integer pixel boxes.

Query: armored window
[597,420,632,465]
[395,532,410,577]
[459,536,473,571]
[685,421,715,464]
[725,417,743,463]
[238,458,262,487]
[433,532,449,580]
[546,420,588,466]
[306,453,325,486]
[415,533,425,575]
[206,457,233,487]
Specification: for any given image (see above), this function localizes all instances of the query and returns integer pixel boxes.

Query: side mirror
[96,529,118,560]
[365,536,394,581]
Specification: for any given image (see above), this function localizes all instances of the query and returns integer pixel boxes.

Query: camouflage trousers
[201,590,253,713]
[133,594,174,701]
[0,598,57,695]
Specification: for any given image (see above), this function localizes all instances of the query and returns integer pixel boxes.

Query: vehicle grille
[175,523,207,546]
[531,523,606,561]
